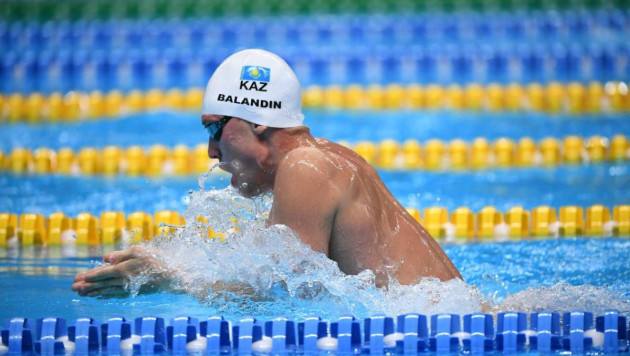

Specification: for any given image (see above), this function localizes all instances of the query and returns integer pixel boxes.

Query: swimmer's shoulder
[278,145,343,181]
[281,145,332,168]
[274,146,345,205]
[315,138,374,163]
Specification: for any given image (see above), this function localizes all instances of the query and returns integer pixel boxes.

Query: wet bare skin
[270,133,461,286]
[72,115,460,297]
[205,114,461,286]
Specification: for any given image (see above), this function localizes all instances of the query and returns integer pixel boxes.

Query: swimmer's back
[278,138,461,286]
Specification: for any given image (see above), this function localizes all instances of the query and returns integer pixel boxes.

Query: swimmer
[72,49,461,298]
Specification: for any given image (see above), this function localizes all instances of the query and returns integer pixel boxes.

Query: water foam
[491,283,629,315]
[123,169,628,319]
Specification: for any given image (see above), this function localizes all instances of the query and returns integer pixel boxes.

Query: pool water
[2,1,630,354]
[0,237,629,323]
[1,161,629,218]
[1,109,629,215]
[1,110,629,152]
[1,109,629,325]
[0,168,629,334]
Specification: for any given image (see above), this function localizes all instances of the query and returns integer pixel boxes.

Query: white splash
[124,184,483,319]
[125,179,627,319]
[491,283,629,315]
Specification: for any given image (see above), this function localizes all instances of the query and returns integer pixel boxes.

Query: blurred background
[1,0,629,94]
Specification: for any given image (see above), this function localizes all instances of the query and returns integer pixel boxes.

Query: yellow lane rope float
[0,81,629,122]
[1,204,628,247]
[0,134,628,175]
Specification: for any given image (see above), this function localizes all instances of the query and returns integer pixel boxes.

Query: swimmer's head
[202,49,304,128]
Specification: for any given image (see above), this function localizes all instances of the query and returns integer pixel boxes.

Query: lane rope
[0,134,628,175]
[1,81,629,123]
[1,204,629,247]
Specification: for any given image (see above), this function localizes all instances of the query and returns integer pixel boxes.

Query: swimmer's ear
[251,123,269,136]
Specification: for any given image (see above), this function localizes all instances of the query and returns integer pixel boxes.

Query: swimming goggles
[204,116,232,141]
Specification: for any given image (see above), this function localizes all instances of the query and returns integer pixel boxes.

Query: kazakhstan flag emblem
[241,66,271,82]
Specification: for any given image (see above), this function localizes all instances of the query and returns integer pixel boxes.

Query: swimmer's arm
[72,246,261,299]
[270,150,340,255]
[71,245,177,298]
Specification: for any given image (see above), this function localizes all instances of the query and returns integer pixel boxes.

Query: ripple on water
[124,176,629,320]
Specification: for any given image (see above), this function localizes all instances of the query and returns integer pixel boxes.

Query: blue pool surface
[0,110,629,152]
[2,110,629,216]
[1,108,629,356]
[1,237,629,323]
[1,163,629,217]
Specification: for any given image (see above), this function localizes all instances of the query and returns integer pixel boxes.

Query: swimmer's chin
[218,164,231,173]
[236,187,262,198]
[234,182,271,198]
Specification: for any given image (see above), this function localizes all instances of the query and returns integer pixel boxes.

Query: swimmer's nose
[207,142,222,160]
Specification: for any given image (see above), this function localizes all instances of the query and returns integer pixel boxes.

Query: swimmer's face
[201,114,272,197]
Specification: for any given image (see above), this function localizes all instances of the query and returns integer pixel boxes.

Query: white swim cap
[202,49,305,128]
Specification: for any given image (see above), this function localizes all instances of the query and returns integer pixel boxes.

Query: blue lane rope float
[3,11,628,50]
[1,311,629,354]
[2,11,628,91]
[3,45,628,93]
